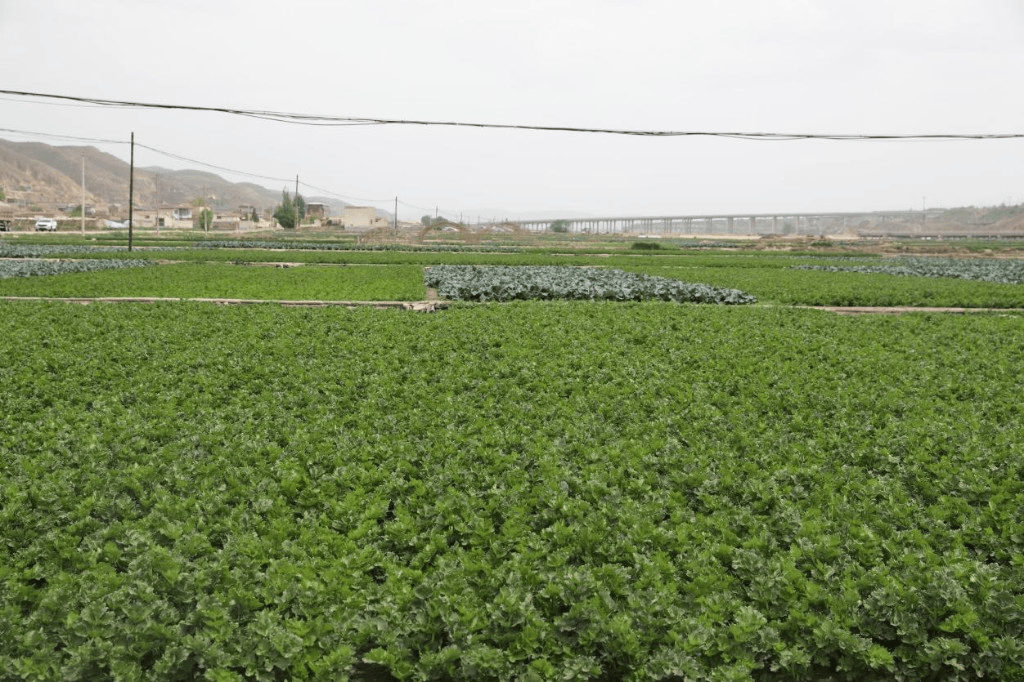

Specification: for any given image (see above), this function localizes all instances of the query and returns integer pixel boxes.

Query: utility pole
[294,174,300,230]
[128,132,134,252]
[154,174,160,236]
[81,154,85,235]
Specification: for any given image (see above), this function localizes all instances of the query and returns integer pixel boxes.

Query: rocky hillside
[0,139,343,216]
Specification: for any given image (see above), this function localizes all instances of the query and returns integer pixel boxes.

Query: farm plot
[0,243,185,258]
[2,301,1023,681]
[424,265,756,303]
[199,240,523,254]
[0,263,426,301]
[623,264,1024,308]
[0,259,153,280]
[794,257,1024,285]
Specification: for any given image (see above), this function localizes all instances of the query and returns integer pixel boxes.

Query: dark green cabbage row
[425,265,757,304]
[793,257,1024,284]
[0,258,153,279]
[198,240,522,253]
[0,243,182,258]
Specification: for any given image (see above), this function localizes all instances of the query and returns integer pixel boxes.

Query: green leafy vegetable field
[0,263,426,301]
[623,264,1024,308]
[2,301,1023,680]
[424,265,756,304]
[794,257,1024,285]
[198,240,523,254]
[0,259,153,280]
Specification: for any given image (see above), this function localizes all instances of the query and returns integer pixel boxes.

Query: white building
[342,206,388,231]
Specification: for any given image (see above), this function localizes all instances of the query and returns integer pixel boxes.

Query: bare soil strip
[802,306,1024,315]
[0,296,448,311]
[2,297,1022,315]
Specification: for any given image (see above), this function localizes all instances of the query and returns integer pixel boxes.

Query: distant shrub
[631,241,663,250]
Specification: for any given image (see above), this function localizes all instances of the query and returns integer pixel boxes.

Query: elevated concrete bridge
[506,210,931,237]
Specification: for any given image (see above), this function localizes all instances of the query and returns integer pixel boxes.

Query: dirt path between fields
[2,296,1022,315]
[802,306,1024,315]
[0,296,449,311]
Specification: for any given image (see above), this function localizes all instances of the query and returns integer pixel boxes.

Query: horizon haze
[1,0,1022,220]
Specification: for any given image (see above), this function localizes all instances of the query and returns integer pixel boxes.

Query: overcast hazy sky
[2,0,1022,219]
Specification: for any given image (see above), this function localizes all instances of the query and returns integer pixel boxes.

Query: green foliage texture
[631,241,663,250]
[0,263,426,301]
[0,258,152,280]
[425,265,757,304]
[196,209,213,232]
[0,243,183,258]
[1,302,1023,680]
[625,264,1024,308]
[198,240,522,254]
[794,257,1024,285]
[273,191,306,230]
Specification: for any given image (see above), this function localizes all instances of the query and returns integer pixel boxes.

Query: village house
[306,202,328,219]
[162,206,194,228]
[342,206,389,231]
[124,206,190,229]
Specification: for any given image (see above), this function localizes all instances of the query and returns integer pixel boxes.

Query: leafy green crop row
[2,302,1023,680]
[199,240,522,253]
[0,242,183,258]
[424,265,757,304]
[794,257,1024,285]
[0,240,872,272]
[4,250,1020,308]
[0,258,153,280]
[624,265,1024,308]
[0,263,426,301]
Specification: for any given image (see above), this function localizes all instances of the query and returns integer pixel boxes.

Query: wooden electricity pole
[80,155,85,235]
[128,132,134,252]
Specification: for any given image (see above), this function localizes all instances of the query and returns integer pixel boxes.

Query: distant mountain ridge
[0,139,345,216]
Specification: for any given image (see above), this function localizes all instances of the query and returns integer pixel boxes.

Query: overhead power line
[135,143,293,185]
[0,124,402,210]
[297,180,392,205]
[2,88,1023,141]
[137,144,399,207]
[0,126,126,146]
[397,199,462,217]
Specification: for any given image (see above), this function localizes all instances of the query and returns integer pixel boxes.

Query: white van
[34,218,58,232]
